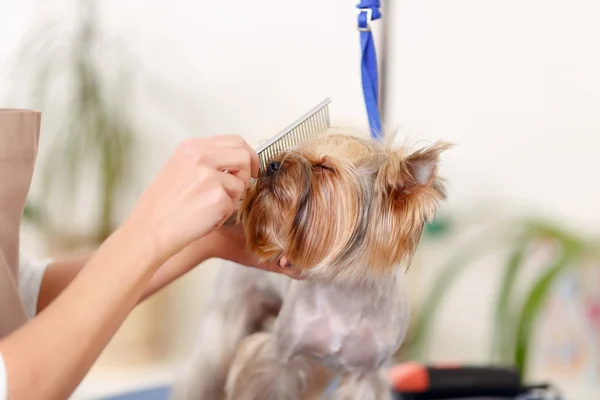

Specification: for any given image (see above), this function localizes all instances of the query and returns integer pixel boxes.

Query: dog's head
[239,132,450,283]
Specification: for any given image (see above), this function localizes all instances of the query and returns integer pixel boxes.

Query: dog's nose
[266,161,281,177]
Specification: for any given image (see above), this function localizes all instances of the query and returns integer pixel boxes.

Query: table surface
[100,386,171,400]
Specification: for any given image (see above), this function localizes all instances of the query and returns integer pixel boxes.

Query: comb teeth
[256,98,331,175]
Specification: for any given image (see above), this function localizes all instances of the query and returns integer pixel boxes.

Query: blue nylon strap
[357,0,382,141]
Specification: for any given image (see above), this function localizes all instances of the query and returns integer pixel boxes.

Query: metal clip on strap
[357,7,373,32]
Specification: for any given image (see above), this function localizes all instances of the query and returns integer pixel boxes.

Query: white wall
[386,0,600,230]
[2,0,600,398]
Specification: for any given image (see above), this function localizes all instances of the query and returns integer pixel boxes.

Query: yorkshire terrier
[170,131,450,400]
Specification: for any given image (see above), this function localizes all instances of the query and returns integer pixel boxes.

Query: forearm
[0,223,166,400]
[37,236,216,313]
[140,237,216,302]
[36,253,93,313]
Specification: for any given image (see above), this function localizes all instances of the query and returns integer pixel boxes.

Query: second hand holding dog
[210,224,304,279]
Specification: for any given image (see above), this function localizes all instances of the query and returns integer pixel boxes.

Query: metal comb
[222,98,331,226]
[255,98,332,175]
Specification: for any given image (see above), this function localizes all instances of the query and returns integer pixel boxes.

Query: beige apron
[0,109,41,338]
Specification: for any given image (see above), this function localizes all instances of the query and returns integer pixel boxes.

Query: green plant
[494,219,595,377]
[9,0,137,244]
[401,215,598,379]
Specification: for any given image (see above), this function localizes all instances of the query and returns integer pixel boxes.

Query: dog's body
[171,260,409,400]
[171,132,449,400]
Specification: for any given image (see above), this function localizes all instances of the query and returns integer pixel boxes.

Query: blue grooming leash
[357,0,383,141]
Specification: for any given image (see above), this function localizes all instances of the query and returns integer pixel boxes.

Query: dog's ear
[370,142,451,268]
[404,142,450,186]
[377,141,451,197]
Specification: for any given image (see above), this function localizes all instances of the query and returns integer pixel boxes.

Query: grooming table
[100,386,170,400]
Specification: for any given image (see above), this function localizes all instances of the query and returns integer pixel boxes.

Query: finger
[245,147,260,179]
[213,213,234,232]
[216,170,246,202]
[202,135,260,178]
[208,148,252,187]
[248,148,259,179]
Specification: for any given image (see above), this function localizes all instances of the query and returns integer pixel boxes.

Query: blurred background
[1,0,600,399]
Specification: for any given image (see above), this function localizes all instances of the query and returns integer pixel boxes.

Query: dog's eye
[313,163,334,172]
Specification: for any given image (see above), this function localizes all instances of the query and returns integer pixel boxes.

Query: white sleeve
[1,256,54,400]
[0,353,6,400]
[18,253,52,318]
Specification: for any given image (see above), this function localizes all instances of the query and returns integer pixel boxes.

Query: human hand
[206,224,305,279]
[126,135,259,260]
